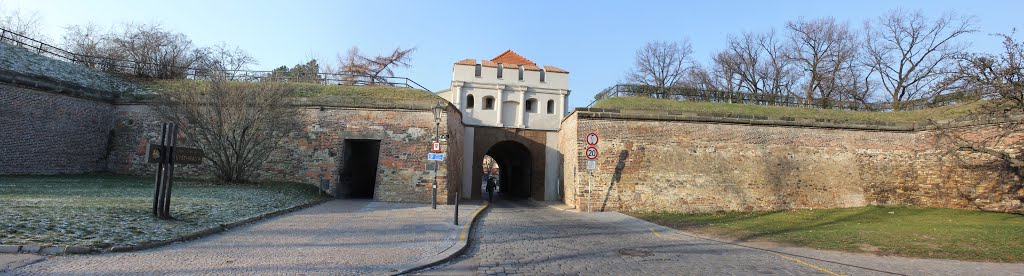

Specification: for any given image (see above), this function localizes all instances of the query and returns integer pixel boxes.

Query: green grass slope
[592,97,982,124]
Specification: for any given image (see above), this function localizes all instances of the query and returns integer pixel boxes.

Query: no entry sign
[586,133,599,145]
[585,146,599,160]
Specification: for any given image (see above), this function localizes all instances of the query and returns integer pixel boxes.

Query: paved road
[419,200,1024,276]
[11,200,480,275]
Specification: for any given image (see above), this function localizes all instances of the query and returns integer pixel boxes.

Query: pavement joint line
[646,227,905,276]
[392,201,490,276]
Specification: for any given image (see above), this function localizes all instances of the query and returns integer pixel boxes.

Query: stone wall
[562,109,1023,213]
[558,112,580,207]
[0,84,115,174]
[106,104,455,204]
[445,105,466,203]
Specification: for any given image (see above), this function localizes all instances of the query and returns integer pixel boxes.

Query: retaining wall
[0,84,115,174]
[561,108,1023,213]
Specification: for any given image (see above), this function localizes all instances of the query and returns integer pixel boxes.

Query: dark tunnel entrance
[337,139,381,199]
[484,140,533,199]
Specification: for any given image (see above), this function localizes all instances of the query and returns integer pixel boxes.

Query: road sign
[585,146,599,160]
[427,153,445,161]
[431,141,441,153]
[586,160,596,170]
[146,144,204,165]
[586,132,599,145]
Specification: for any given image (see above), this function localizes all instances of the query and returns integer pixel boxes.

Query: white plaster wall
[453,64,567,89]
[501,101,519,127]
[450,63,569,131]
[544,131,561,201]
[462,126,475,199]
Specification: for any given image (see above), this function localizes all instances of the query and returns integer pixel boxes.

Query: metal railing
[0,27,431,92]
[589,84,972,111]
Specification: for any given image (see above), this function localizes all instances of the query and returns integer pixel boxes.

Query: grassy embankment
[592,96,984,124]
[141,80,441,109]
[630,206,1024,262]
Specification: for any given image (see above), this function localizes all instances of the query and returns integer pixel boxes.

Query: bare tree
[863,9,976,110]
[193,42,257,76]
[718,33,761,95]
[931,33,1024,201]
[786,17,860,107]
[0,3,45,43]
[756,30,799,103]
[62,22,201,79]
[626,40,693,98]
[338,46,415,85]
[154,77,300,183]
[62,23,105,67]
[716,31,797,104]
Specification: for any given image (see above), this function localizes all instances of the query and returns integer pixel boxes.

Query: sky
[4,0,1023,108]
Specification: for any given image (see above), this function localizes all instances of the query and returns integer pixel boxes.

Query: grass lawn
[628,206,1024,262]
[0,175,325,248]
[592,97,983,124]
[143,80,441,110]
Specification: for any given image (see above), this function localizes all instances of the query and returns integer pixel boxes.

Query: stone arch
[483,140,533,198]
[470,128,549,201]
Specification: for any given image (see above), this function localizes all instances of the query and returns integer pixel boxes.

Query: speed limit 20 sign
[585,146,598,160]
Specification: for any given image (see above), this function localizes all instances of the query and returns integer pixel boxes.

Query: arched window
[483,96,495,110]
[466,94,475,109]
[525,98,537,113]
[546,99,555,114]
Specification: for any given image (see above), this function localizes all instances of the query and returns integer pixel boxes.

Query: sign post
[585,132,599,212]
[149,123,203,219]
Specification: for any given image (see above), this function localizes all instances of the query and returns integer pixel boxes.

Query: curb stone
[391,201,491,275]
[18,246,40,254]
[0,197,329,255]
[0,245,20,253]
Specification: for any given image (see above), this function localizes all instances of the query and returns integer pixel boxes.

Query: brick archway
[484,141,532,198]
[470,127,548,200]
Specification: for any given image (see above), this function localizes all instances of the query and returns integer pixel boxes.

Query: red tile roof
[491,50,536,66]
[455,58,476,65]
[523,64,542,71]
[480,60,498,68]
[543,65,569,73]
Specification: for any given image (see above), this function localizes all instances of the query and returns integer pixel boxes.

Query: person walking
[486,177,496,202]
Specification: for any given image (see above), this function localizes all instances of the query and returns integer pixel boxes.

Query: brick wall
[445,105,465,203]
[106,104,454,204]
[558,112,580,207]
[563,109,1023,213]
[0,84,115,174]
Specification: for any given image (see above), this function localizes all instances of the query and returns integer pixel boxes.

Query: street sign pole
[585,132,599,213]
[589,169,598,212]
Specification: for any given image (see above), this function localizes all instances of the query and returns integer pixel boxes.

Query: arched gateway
[438,50,570,201]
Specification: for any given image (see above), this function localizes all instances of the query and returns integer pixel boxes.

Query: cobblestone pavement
[11,199,480,275]
[420,200,1024,276]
